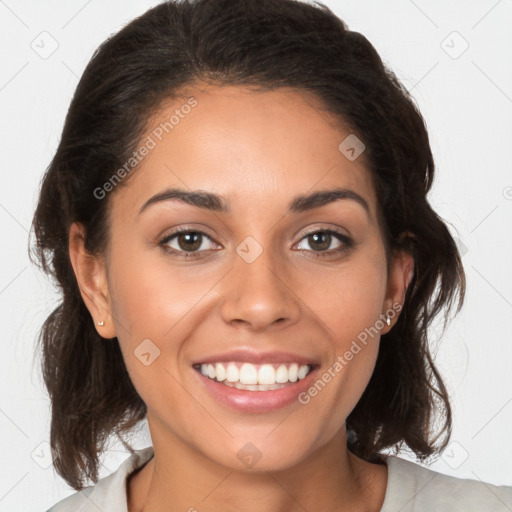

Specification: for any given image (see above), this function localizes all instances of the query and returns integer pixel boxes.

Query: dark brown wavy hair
[31,0,465,491]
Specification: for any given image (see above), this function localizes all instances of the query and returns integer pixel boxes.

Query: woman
[33,0,511,511]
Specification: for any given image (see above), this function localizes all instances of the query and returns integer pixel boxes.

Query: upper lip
[192,349,318,366]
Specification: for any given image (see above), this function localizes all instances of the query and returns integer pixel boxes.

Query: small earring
[97,320,105,326]
[385,316,391,326]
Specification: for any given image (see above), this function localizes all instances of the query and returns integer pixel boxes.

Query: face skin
[69,84,413,512]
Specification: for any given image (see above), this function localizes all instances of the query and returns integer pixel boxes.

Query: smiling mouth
[193,361,314,391]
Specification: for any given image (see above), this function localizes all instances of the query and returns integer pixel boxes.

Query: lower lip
[194,367,319,413]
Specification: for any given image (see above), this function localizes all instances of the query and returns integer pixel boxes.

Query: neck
[128,417,387,512]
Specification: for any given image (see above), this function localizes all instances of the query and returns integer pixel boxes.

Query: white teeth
[226,363,239,382]
[224,381,286,391]
[275,364,289,383]
[258,364,275,385]
[215,363,226,382]
[198,361,311,387]
[239,363,258,385]
[297,364,308,380]
[288,363,298,382]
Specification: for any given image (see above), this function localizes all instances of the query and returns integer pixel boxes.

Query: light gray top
[46,446,512,511]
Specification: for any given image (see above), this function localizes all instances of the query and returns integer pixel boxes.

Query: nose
[220,244,301,332]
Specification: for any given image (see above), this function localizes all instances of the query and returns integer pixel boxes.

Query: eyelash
[158,227,354,260]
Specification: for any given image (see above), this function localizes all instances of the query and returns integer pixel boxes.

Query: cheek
[296,251,388,424]
[107,243,213,341]
[105,244,223,399]
[312,252,388,346]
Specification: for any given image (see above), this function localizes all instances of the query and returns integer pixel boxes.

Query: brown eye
[306,232,332,251]
[160,229,219,257]
[295,229,353,258]
[176,232,202,251]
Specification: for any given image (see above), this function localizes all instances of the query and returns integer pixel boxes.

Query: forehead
[113,84,377,219]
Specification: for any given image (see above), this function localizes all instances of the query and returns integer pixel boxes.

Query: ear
[380,246,414,334]
[68,222,117,339]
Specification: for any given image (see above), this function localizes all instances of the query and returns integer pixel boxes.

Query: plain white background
[0,0,511,510]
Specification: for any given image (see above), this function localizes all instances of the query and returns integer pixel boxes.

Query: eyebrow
[138,187,370,217]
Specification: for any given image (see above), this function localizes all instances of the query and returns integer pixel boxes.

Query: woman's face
[78,85,412,471]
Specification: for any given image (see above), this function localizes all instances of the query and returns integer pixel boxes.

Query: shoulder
[45,446,154,512]
[380,454,512,512]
